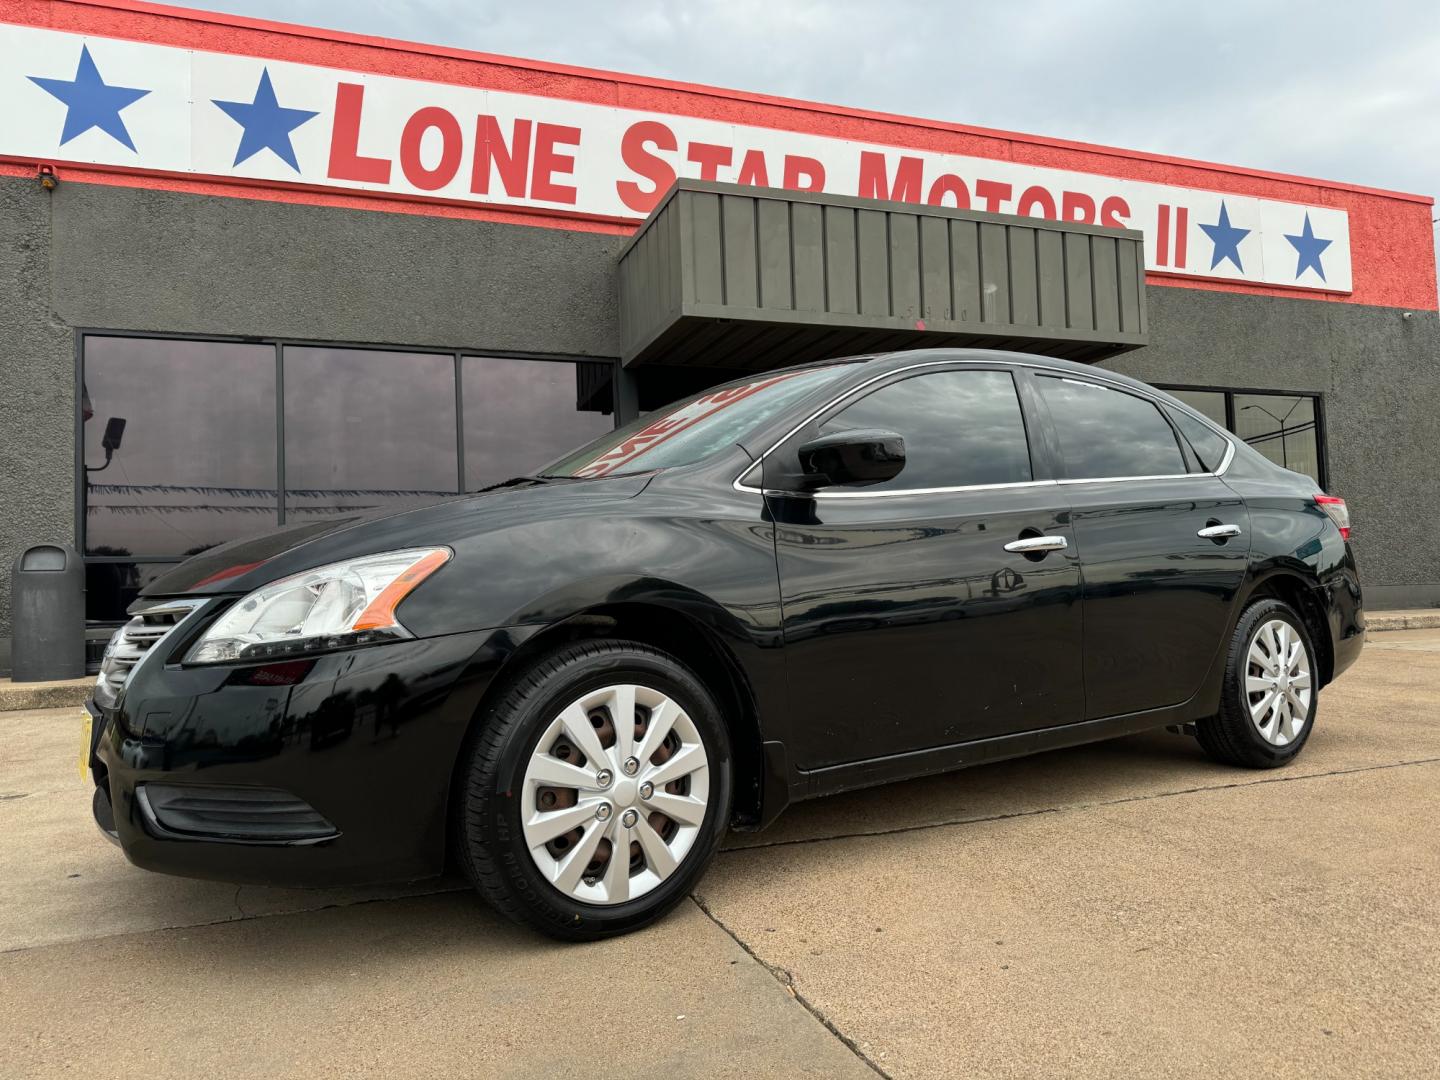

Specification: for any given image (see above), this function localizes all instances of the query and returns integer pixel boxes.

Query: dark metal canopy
[618,180,1148,371]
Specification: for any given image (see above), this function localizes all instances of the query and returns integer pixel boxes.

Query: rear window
[1039,376,1186,480]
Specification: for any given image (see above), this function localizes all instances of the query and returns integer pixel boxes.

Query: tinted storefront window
[1234,394,1320,482]
[83,337,278,558]
[462,356,613,490]
[283,347,460,519]
[1168,389,1227,427]
[1159,386,1325,487]
[84,562,183,623]
[80,336,617,623]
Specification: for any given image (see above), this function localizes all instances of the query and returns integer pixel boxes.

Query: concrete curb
[0,677,92,712]
[1366,610,1440,632]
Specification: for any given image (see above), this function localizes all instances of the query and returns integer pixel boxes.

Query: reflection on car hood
[140,475,650,599]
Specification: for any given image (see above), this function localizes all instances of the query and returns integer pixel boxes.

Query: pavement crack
[723,755,1440,855]
[690,893,894,1080]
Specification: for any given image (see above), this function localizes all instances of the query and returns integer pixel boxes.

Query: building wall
[0,176,78,666]
[1,175,1436,662]
[0,175,627,664]
[1108,288,1440,608]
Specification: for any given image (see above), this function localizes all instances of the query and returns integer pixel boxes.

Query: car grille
[93,599,204,709]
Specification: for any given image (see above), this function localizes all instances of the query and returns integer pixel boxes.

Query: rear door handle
[1197,524,1243,539]
[1004,535,1069,553]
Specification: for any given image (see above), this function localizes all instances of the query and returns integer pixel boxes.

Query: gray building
[2,3,1437,670]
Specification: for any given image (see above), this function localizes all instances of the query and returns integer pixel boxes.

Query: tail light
[1315,494,1351,540]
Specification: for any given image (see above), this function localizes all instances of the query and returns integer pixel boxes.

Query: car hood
[140,475,652,600]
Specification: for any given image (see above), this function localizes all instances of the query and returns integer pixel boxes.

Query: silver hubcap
[1246,619,1313,746]
[520,684,710,905]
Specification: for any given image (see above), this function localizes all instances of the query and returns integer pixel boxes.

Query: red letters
[1017,185,1057,220]
[974,179,1012,214]
[687,142,733,182]
[926,174,970,209]
[399,107,463,191]
[736,148,770,187]
[617,121,678,214]
[858,151,923,202]
[531,123,580,204]
[471,115,531,197]
[1061,190,1095,224]
[327,83,391,184]
[1099,196,1131,229]
[782,155,825,192]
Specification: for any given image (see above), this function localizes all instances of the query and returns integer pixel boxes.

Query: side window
[817,369,1032,490]
[1038,376,1186,479]
[1168,407,1232,472]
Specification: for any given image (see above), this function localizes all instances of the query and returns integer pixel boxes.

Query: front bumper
[88,624,532,888]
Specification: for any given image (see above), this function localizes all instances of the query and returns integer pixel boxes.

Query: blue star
[212,69,318,172]
[1284,213,1332,282]
[29,45,150,151]
[1198,201,1251,272]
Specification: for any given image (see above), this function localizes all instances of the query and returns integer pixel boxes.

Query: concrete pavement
[3,631,1438,1078]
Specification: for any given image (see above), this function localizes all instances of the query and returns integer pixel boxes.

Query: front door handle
[1004,535,1069,554]
[1197,524,1243,540]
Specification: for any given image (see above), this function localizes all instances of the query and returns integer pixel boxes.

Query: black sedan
[84,349,1364,939]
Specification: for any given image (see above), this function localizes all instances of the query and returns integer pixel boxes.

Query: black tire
[1196,598,1319,768]
[455,639,732,941]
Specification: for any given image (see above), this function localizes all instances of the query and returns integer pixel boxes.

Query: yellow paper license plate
[79,712,92,781]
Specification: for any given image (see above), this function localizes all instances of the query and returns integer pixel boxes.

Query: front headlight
[185,548,451,664]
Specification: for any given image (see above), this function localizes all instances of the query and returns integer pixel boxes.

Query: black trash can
[10,543,86,682]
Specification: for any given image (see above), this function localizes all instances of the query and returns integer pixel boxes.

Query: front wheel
[1197,598,1319,768]
[455,640,732,940]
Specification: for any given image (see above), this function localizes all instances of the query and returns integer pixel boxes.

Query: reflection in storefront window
[283,347,459,519]
[1234,394,1320,483]
[81,336,621,623]
[1160,385,1324,486]
[82,337,279,559]
[1167,389,1226,428]
[462,356,613,491]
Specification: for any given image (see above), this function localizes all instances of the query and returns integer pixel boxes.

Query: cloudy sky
[184,0,1438,210]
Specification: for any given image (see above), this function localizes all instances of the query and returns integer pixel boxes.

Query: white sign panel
[1,25,1352,292]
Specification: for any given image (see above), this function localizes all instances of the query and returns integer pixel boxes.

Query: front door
[1033,374,1251,719]
[765,365,1084,771]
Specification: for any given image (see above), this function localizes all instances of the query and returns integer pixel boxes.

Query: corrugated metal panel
[618,180,1149,369]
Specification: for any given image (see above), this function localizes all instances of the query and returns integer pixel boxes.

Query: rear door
[765,364,1084,770]
[1032,373,1250,720]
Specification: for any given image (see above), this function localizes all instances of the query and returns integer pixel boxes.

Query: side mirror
[102,417,127,454]
[797,428,905,488]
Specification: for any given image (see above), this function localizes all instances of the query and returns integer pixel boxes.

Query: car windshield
[541,364,856,478]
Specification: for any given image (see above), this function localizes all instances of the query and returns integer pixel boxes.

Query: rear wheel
[1197,598,1318,768]
[455,640,732,940]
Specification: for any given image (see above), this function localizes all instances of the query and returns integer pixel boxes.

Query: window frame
[74,328,619,609]
[1154,382,1328,490]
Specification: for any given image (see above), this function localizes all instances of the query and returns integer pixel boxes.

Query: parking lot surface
[3,630,1437,1079]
